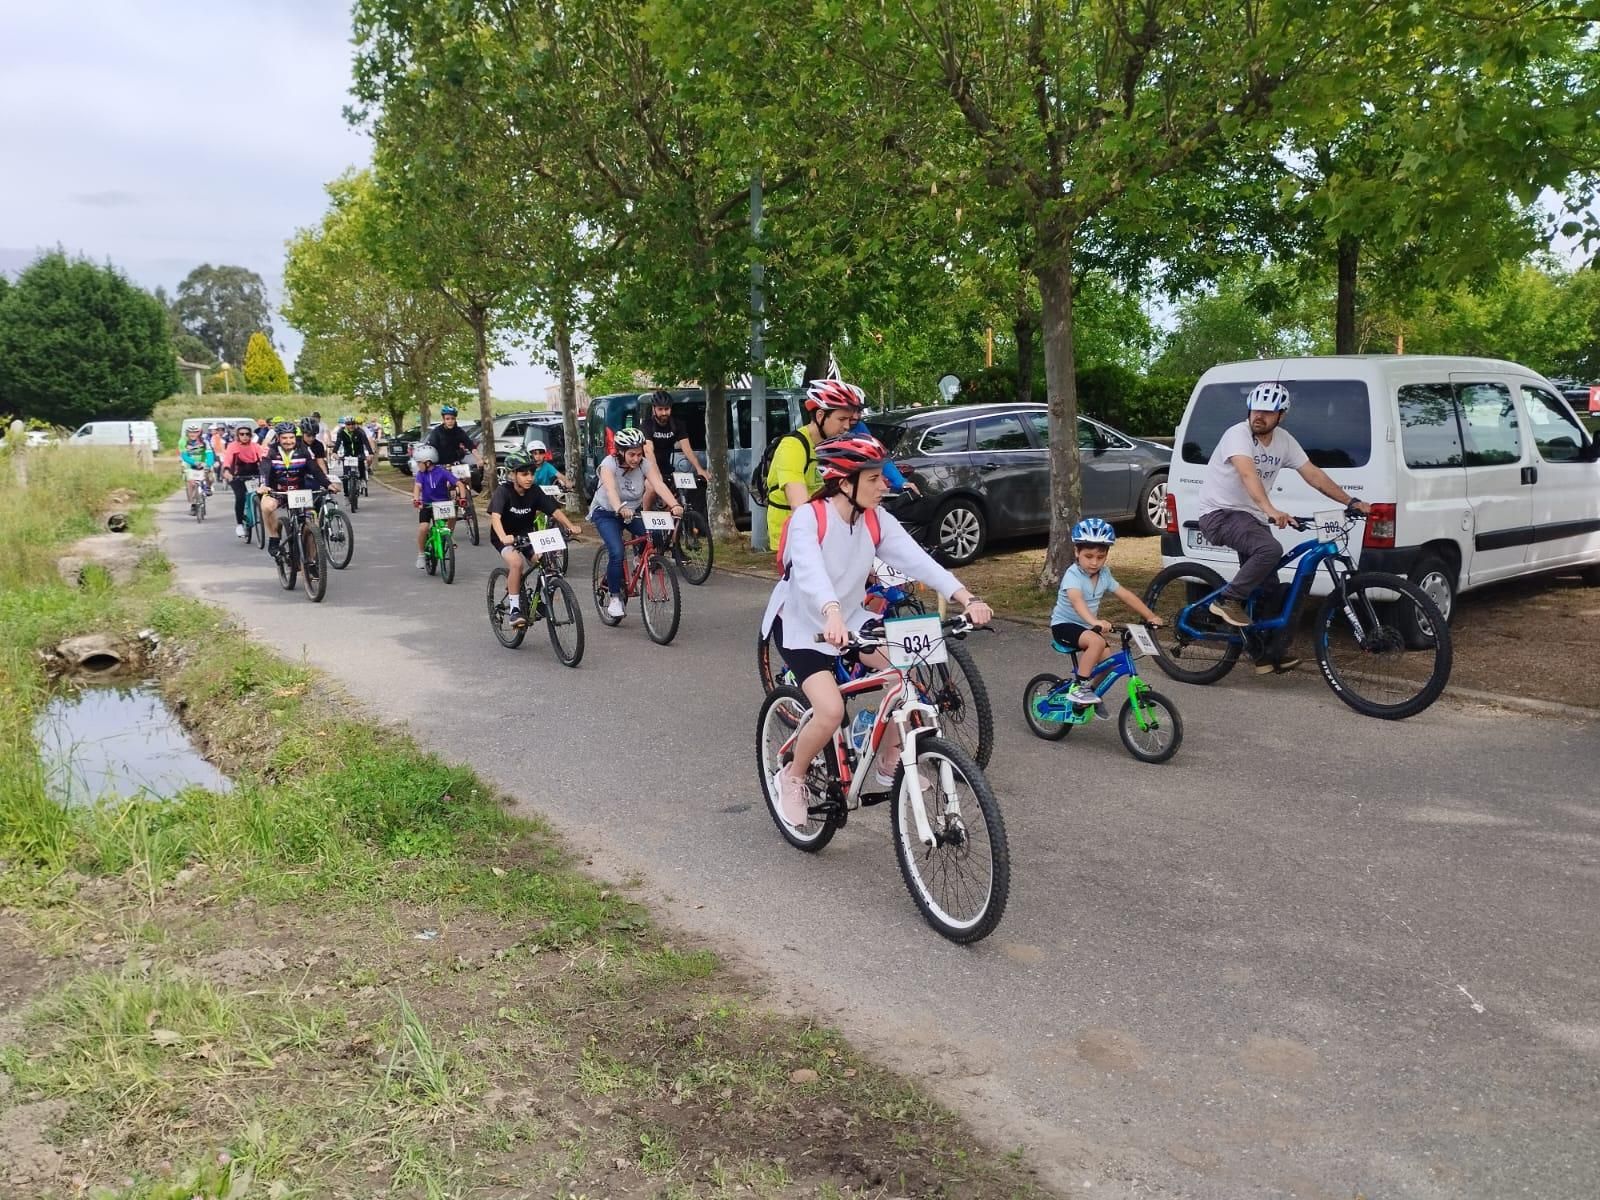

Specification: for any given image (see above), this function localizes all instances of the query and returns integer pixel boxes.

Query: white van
[66,420,160,449]
[1163,356,1600,622]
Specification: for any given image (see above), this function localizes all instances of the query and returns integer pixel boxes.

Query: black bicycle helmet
[503,449,534,473]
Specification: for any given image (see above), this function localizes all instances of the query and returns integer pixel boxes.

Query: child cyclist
[1051,517,1164,707]
[410,444,468,569]
[759,434,992,826]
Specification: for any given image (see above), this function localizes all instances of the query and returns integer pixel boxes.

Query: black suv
[867,403,1171,565]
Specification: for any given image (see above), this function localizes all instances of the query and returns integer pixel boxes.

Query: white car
[1163,356,1600,623]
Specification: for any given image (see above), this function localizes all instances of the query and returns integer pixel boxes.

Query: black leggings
[228,476,254,524]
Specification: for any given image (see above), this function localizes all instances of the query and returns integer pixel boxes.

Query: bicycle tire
[300,522,327,603]
[251,497,265,548]
[441,540,456,584]
[673,508,714,585]
[757,629,788,692]
[640,556,681,645]
[888,735,1009,944]
[323,507,355,570]
[1314,571,1451,720]
[756,685,840,852]
[1022,673,1074,741]
[194,491,205,523]
[1143,562,1241,685]
[544,575,585,668]
[1117,687,1183,763]
[591,547,623,625]
[345,473,359,513]
[911,638,993,768]
[486,567,528,648]
[275,525,297,590]
[465,499,480,546]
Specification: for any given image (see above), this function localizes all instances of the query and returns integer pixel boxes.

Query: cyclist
[206,422,227,463]
[179,427,215,514]
[298,417,329,463]
[759,433,992,825]
[1049,517,1164,705]
[332,415,374,485]
[765,379,868,550]
[587,427,682,619]
[529,441,572,491]
[259,421,338,562]
[253,416,272,445]
[642,389,710,495]
[425,404,481,486]
[220,423,264,539]
[489,449,584,628]
[1197,383,1371,662]
[411,444,468,569]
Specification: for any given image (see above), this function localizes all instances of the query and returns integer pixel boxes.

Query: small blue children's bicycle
[1023,624,1184,763]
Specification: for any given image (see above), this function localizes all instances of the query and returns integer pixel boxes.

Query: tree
[242,332,291,393]
[0,251,178,426]
[172,265,275,367]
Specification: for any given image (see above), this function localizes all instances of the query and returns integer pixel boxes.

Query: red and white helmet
[804,378,866,413]
[815,433,890,481]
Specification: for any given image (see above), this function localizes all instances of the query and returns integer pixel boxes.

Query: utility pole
[749,167,769,552]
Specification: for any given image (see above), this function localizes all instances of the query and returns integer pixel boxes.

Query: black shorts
[419,506,452,525]
[1051,621,1096,651]
[771,615,858,685]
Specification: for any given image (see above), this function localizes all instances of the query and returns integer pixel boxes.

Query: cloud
[71,190,139,208]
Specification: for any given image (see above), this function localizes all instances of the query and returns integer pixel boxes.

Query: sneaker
[606,596,625,619]
[1254,656,1302,675]
[188,502,197,515]
[508,603,526,629]
[772,768,809,826]
[415,554,427,570]
[1209,598,1252,627]
[235,523,246,538]
[1066,682,1103,707]
[267,538,280,558]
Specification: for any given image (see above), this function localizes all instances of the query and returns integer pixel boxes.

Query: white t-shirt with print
[1196,421,1308,520]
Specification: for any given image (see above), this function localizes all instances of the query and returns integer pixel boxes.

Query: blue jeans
[592,511,645,594]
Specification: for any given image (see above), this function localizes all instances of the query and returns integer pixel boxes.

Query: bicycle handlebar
[1289,505,1367,532]
[814,614,987,648]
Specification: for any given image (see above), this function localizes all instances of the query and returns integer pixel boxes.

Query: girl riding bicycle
[588,427,682,620]
[759,434,992,825]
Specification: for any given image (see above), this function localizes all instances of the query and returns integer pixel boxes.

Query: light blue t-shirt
[1051,563,1119,626]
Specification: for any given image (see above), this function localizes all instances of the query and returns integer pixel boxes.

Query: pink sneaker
[772,768,809,826]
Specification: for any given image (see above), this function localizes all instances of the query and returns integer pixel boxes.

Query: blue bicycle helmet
[440,404,459,417]
[1071,516,1117,545]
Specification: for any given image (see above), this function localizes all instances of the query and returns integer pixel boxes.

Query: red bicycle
[591,514,682,644]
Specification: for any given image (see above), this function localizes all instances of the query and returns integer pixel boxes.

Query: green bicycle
[422,499,458,583]
[1022,624,1183,763]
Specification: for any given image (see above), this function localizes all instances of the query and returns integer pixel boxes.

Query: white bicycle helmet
[1070,516,1117,545]
[413,444,440,466]
[525,439,548,454]
[614,427,646,451]
[1246,382,1292,412]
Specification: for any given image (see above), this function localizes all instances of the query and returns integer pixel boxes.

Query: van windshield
[1181,380,1372,469]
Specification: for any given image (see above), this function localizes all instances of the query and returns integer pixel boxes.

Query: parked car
[1163,356,1600,625]
[505,413,571,471]
[864,403,1171,565]
[65,420,160,450]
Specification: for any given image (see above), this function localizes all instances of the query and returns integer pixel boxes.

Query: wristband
[821,601,842,616]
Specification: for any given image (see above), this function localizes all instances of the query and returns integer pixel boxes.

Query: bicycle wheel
[275,524,297,590]
[322,508,355,569]
[909,639,993,768]
[300,522,327,603]
[194,490,206,523]
[486,567,527,648]
[672,508,714,585]
[440,540,456,584]
[251,496,265,548]
[1118,686,1183,763]
[1143,563,1241,684]
[888,735,1009,944]
[591,548,623,625]
[1022,673,1073,741]
[1314,572,1451,720]
[346,473,359,513]
[756,628,791,692]
[464,498,480,545]
[640,556,681,645]
[543,575,585,667]
[756,685,839,852]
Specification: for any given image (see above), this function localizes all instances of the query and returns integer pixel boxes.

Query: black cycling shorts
[771,615,859,685]
[1051,621,1097,651]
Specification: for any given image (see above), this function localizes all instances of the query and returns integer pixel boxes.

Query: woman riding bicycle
[759,433,992,825]
[220,423,264,539]
[587,427,682,620]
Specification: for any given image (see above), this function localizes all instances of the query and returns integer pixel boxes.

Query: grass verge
[0,446,1045,1198]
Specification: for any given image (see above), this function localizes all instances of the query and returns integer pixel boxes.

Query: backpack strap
[764,431,813,510]
[775,500,882,574]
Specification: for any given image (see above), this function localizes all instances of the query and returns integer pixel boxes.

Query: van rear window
[1181,380,1372,469]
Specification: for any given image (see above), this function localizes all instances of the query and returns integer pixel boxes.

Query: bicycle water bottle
[848,708,876,755]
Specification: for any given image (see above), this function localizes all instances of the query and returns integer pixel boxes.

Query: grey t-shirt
[588,454,647,517]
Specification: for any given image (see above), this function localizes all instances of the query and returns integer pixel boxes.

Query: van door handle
[982,461,999,470]
[1521,466,1538,485]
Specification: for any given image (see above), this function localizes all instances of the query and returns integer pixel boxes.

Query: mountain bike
[186,469,207,522]
[1143,509,1452,720]
[755,614,1009,944]
[340,456,364,512]
[661,472,714,585]
[421,500,458,583]
[315,492,355,570]
[487,529,585,667]
[534,485,571,574]
[270,488,329,603]
[450,465,480,545]
[1023,625,1183,763]
[757,558,995,767]
[241,478,262,547]
[591,513,682,645]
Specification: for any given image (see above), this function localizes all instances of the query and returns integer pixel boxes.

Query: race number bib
[1313,510,1345,543]
[186,469,207,482]
[343,456,360,468]
[432,501,457,521]
[528,527,565,553]
[450,464,473,479]
[243,479,259,493]
[286,490,314,510]
[884,613,946,667]
[541,485,564,498]
[872,557,910,588]
[641,511,675,531]
[1127,624,1159,657]
[673,472,696,490]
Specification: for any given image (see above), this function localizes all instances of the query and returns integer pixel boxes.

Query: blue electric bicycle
[1143,510,1451,720]
[1023,625,1183,762]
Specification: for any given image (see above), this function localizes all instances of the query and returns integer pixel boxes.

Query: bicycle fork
[888,700,953,849]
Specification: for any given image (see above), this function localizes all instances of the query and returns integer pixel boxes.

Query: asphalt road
[161,479,1600,1200]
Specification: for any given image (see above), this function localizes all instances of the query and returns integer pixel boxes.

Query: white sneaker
[772,769,809,826]
[415,554,427,570]
[606,596,625,619]
[235,523,246,538]
[1066,682,1104,706]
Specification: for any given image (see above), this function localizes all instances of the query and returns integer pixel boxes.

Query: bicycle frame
[616,529,664,599]
[1174,534,1349,643]
[1037,635,1159,728]
[426,517,452,559]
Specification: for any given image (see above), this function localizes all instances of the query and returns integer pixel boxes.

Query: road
[160,479,1600,1200]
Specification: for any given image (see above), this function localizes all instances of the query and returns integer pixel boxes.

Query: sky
[0,0,555,401]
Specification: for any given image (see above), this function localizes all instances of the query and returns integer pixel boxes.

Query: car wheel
[1402,551,1455,647]
[1135,475,1168,537]
[934,498,986,565]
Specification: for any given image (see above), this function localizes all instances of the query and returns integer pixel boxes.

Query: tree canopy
[172,264,275,367]
[242,332,291,394]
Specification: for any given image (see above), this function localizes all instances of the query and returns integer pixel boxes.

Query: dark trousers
[228,477,252,524]
[1198,509,1283,603]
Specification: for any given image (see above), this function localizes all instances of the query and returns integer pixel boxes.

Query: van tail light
[1164,492,1178,534]
[604,426,615,457]
[1362,503,1396,549]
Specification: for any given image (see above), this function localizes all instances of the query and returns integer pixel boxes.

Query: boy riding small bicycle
[1051,517,1163,707]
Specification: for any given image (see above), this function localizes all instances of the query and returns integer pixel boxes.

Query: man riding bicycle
[1197,381,1370,671]
[489,450,584,628]
[179,428,215,514]
[426,404,482,492]
[259,421,339,562]
[764,379,868,550]
[642,390,709,500]
[332,415,374,483]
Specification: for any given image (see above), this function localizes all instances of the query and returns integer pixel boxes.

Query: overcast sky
[0,0,554,400]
